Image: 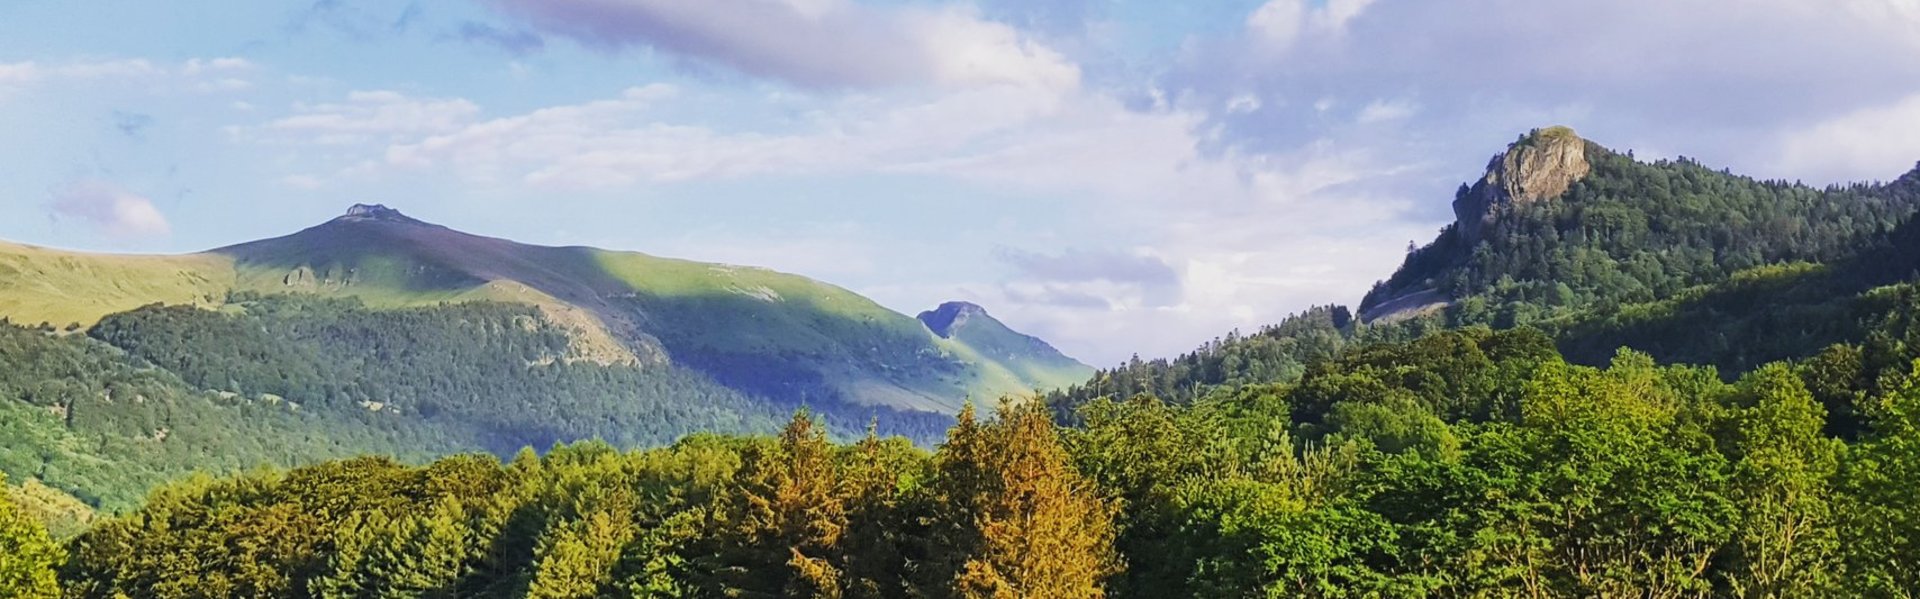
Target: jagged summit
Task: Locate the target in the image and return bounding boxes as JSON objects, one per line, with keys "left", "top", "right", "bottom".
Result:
{"left": 335, "top": 203, "right": 429, "bottom": 226}
{"left": 918, "top": 301, "right": 988, "bottom": 339}
{"left": 1452, "top": 126, "right": 1592, "bottom": 242}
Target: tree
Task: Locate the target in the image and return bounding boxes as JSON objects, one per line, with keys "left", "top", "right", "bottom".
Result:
{"left": 698, "top": 410, "right": 850, "bottom": 598}
{"left": 1721, "top": 365, "right": 1842, "bottom": 596}
{"left": 933, "top": 400, "right": 1119, "bottom": 599}
{"left": 0, "top": 475, "right": 61, "bottom": 599}
{"left": 1838, "top": 363, "right": 1920, "bottom": 596}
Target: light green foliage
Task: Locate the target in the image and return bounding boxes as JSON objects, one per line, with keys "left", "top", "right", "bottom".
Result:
{"left": 1837, "top": 362, "right": 1920, "bottom": 596}
{"left": 0, "top": 474, "right": 61, "bottom": 599}
{"left": 1721, "top": 364, "right": 1843, "bottom": 596}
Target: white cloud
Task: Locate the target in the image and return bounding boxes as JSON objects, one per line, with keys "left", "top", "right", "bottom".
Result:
{"left": 368, "top": 83, "right": 1064, "bottom": 188}
{"left": 47, "top": 181, "right": 172, "bottom": 239}
{"left": 1246, "top": 0, "right": 1377, "bottom": 54}
{"left": 1775, "top": 93, "right": 1920, "bottom": 183}
{"left": 486, "top": 0, "right": 1079, "bottom": 92}
{"left": 182, "top": 57, "right": 253, "bottom": 76}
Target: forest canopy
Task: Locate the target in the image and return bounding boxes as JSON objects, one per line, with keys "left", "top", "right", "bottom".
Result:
{"left": 29, "top": 328, "right": 1920, "bottom": 598}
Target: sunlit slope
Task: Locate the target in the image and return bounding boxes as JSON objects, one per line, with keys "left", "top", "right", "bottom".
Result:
{"left": 0, "top": 205, "right": 1090, "bottom": 412}
{"left": 0, "top": 241, "right": 234, "bottom": 329}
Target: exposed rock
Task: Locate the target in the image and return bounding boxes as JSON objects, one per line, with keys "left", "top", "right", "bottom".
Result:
{"left": 283, "top": 265, "right": 317, "bottom": 287}
{"left": 1453, "top": 126, "right": 1591, "bottom": 242}
{"left": 337, "top": 203, "right": 428, "bottom": 226}
{"left": 918, "top": 301, "right": 988, "bottom": 339}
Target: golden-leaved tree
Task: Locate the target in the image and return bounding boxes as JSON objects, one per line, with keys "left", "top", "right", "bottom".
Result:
{"left": 932, "top": 401, "right": 1119, "bottom": 599}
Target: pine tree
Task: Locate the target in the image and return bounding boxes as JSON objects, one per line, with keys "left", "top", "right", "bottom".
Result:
{"left": 700, "top": 410, "right": 850, "bottom": 598}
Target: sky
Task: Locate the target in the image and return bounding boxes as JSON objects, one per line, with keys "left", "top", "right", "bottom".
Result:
{"left": 2, "top": 0, "right": 1919, "bottom": 367}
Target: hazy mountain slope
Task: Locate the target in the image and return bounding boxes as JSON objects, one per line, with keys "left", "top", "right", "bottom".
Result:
{"left": 919, "top": 301, "right": 1095, "bottom": 396}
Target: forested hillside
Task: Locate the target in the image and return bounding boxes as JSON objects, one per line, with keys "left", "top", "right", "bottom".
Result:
{"left": 0, "top": 322, "right": 437, "bottom": 512}
{"left": 1052, "top": 129, "right": 1920, "bottom": 412}
{"left": 0, "top": 292, "right": 968, "bottom": 519}
{"left": 27, "top": 328, "right": 1920, "bottom": 597}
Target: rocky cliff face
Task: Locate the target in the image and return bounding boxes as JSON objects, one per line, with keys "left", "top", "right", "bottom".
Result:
{"left": 1452, "top": 126, "right": 1591, "bottom": 242}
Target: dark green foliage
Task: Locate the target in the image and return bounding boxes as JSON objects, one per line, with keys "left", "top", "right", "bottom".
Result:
{"left": 0, "top": 323, "right": 436, "bottom": 511}
{"left": 1046, "top": 305, "right": 1349, "bottom": 411}
{"left": 88, "top": 295, "right": 786, "bottom": 455}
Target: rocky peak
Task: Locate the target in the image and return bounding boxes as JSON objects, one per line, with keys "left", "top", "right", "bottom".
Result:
{"left": 917, "top": 301, "right": 989, "bottom": 339}
{"left": 335, "top": 204, "right": 427, "bottom": 226}
{"left": 1452, "top": 126, "right": 1591, "bottom": 241}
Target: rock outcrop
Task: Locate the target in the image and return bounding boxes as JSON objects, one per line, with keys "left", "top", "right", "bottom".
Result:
{"left": 338, "top": 203, "right": 427, "bottom": 226}
{"left": 917, "top": 301, "right": 987, "bottom": 339}
{"left": 1452, "top": 126, "right": 1591, "bottom": 242}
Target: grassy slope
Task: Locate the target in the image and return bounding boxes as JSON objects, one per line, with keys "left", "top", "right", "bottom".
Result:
{"left": 0, "top": 215, "right": 1087, "bottom": 413}
{"left": 0, "top": 241, "right": 234, "bottom": 328}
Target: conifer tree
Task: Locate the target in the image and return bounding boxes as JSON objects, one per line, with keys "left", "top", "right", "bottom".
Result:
{"left": 700, "top": 410, "right": 850, "bottom": 598}
{"left": 934, "top": 400, "right": 1118, "bottom": 599}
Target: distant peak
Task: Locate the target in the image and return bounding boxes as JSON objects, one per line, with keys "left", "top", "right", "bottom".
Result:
{"left": 1452, "top": 126, "right": 1592, "bottom": 241}
{"left": 918, "top": 301, "right": 991, "bottom": 338}
{"left": 335, "top": 204, "right": 427, "bottom": 226}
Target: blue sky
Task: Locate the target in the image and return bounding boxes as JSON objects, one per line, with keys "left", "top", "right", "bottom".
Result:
{"left": 3, "top": 0, "right": 1919, "bottom": 366}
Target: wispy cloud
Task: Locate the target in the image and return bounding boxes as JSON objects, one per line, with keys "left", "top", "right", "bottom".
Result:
{"left": 484, "top": 0, "right": 1080, "bottom": 92}
{"left": 0, "top": 57, "right": 253, "bottom": 94}
{"left": 47, "top": 181, "right": 172, "bottom": 239}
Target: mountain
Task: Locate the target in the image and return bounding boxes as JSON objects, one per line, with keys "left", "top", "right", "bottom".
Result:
{"left": 1050, "top": 127, "right": 1920, "bottom": 412}
{"left": 1, "top": 204, "right": 1088, "bottom": 413}
{"left": 0, "top": 205, "right": 1091, "bottom": 508}
{"left": 917, "top": 301, "right": 1092, "bottom": 394}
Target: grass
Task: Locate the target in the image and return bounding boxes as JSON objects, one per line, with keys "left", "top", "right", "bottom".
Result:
{"left": 0, "top": 242, "right": 235, "bottom": 329}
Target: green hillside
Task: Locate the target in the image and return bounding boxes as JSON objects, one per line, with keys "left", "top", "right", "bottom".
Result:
{"left": 1051, "top": 128, "right": 1920, "bottom": 413}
